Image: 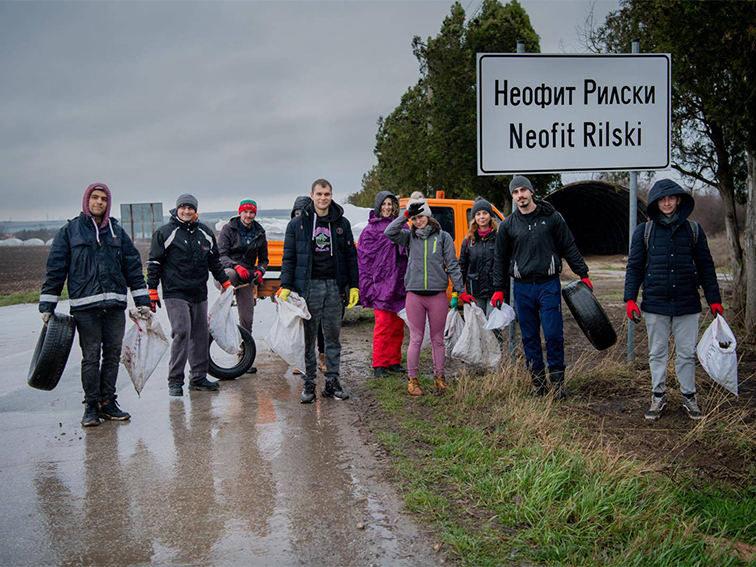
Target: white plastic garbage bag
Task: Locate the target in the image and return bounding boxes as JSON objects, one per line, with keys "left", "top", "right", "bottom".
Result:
{"left": 120, "top": 310, "right": 170, "bottom": 396}
{"left": 398, "top": 308, "right": 431, "bottom": 349}
{"left": 444, "top": 309, "right": 464, "bottom": 355}
{"left": 484, "top": 303, "right": 516, "bottom": 330}
{"left": 208, "top": 289, "right": 242, "bottom": 354}
{"left": 264, "top": 292, "right": 311, "bottom": 371}
{"left": 452, "top": 304, "right": 501, "bottom": 369}
{"left": 696, "top": 314, "right": 738, "bottom": 396}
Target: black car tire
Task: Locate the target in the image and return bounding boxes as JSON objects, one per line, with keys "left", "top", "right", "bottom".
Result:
{"left": 208, "top": 325, "right": 256, "bottom": 380}
{"left": 28, "top": 313, "right": 76, "bottom": 391}
{"left": 562, "top": 281, "right": 617, "bottom": 351}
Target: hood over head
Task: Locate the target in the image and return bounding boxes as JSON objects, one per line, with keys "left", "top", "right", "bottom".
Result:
{"left": 291, "top": 196, "right": 312, "bottom": 218}
{"left": 646, "top": 179, "right": 694, "bottom": 223}
{"left": 82, "top": 183, "right": 112, "bottom": 228}
{"left": 373, "top": 190, "right": 399, "bottom": 217}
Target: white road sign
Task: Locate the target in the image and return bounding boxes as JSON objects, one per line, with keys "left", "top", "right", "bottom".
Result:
{"left": 477, "top": 54, "right": 671, "bottom": 175}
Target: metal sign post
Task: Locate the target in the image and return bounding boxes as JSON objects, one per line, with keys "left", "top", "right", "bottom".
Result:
{"left": 627, "top": 38, "right": 641, "bottom": 363}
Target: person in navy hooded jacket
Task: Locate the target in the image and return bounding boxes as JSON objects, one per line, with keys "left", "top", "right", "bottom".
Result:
{"left": 40, "top": 183, "right": 151, "bottom": 427}
{"left": 624, "top": 179, "right": 722, "bottom": 421}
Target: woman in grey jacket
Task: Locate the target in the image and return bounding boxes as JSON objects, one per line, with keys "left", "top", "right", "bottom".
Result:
{"left": 384, "top": 192, "right": 472, "bottom": 396}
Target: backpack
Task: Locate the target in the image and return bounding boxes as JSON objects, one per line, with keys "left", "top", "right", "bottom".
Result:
{"left": 643, "top": 219, "right": 698, "bottom": 266}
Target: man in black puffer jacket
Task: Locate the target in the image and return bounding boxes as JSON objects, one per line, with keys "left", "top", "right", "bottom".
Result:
{"left": 492, "top": 175, "right": 592, "bottom": 398}
{"left": 624, "top": 179, "right": 722, "bottom": 421}
{"left": 40, "top": 183, "right": 151, "bottom": 427}
{"left": 279, "top": 179, "right": 359, "bottom": 404}
{"left": 147, "top": 194, "right": 231, "bottom": 397}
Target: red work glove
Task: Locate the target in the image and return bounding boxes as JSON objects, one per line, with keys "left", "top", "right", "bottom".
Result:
{"left": 148, "top": 289, "right": 161, "bottom": 312}
{"left": 626, "top": 300, "right": 641, "bottom": 323}
{"left": 459, "top": 292, "right": 475, "bottom": 305}
{"left": 253, "top": 270, "right": 263, "bottom": 285}
{"left": 491, "top": 291, "right": 505, "bottom": 309}
{"left": 710, "top": 303, "right": 723, "bottom": 316}
{"left": 581, "top": 276, "right": 593, "bottom": 290}
{"left": 234, "top": 265, "right": 250, "bottom": 282}
{"left": 221, "top": 280, "right": 232, "bottom": 291}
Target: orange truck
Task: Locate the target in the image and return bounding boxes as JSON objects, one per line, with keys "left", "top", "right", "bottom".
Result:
{"left": 257, "top": 191, "right": 506, "bottom": 299}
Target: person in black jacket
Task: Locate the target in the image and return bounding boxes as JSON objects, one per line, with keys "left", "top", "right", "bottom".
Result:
{"left": 624, "top": 179, "right": 722, "bottom": 421}
{"left": 492, "top": 176, "right": 592, "bottom": 398}
{"left": 218, "top": 199, "right": 269, "bottom": 374}
{"left": 279, "top": 179, "right": 359, "bottom": 404}
{"left": 460, "top": 197, "right": 506, "bottom": 314}
{"left": 40, "top": 183, "right": 151, "bottom": 427}
{"left": 147, "top": 194, "right": 231, "bottom": 397}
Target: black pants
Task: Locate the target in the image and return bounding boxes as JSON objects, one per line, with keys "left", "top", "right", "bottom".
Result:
{"left": 74, "top": 307, "right": 126, "bottom": 406}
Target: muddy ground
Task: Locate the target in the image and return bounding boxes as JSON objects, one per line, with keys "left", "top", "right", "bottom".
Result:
{"left": 3, "top": 243, "right": 754, "bottom": 483}
{"left": 338, "top": 259, "right": 756, "bottom": 488}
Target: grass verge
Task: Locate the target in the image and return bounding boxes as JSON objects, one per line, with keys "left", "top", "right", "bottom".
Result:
{"left": 0, "top": 287, "right": 68, "bottom": 308}
{"left": 366, "top": 360, "right": 756, "bottom": 566}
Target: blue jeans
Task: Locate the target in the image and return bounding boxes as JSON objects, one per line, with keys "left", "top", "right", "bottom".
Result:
{"left": 513, "top": 278, "right": 564, "bottom": 373}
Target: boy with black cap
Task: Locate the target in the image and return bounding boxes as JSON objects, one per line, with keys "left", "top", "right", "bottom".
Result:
{"left": 492, "top": 175, "right": 592, "bottom": 398}
{"left": 40, "top": 183, "right": 151, "bottom": 427}
{"left": 148, "top": 193, "right": 231, "bottom": 396}
{"left": 624, "top": 179, "right": 722, "bottom": 420}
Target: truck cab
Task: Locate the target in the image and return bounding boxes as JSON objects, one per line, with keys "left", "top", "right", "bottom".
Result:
{"left": 258, "top": 191, "right": 505, "bottom": 298}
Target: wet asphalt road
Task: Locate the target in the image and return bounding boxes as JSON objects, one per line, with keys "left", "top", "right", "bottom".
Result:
{"left": 0, "top": 296, "right": 438, "bottom": 566}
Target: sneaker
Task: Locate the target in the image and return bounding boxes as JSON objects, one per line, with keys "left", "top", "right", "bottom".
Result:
{"left": 373, "top": 367, "right": 389, "bottom": 377}
{"left": 682, "top": 395, "right": 703, "bottom": 420}
{"left": 99, "top": 399, "right": 131, "bottom": 421}
{"left": 188, "top": 378, "right": 220, "bottom": 392}
{"left": 246, "top": 366, "right": 257, "bottom": 374}
{"left": 322, "top": 378, "right": 350, "bottom": 400}
{"left": 388, "top": 364, "right": 405, "bottom": 373}
{"left": 81, "top": 403, "right": 101, "bottom": 427}
{"left": 169, "top": 384, "right": 183, "bottom": 397}
{"left": 300, "top": 381, "right": 316, "bottom": 404}
{"left": 644, "top": 395, "right": 667, "bottom": 420}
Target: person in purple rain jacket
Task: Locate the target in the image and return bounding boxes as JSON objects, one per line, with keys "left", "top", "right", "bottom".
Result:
{"left": 358, "top": 191, "right": 408, "bottom": 378}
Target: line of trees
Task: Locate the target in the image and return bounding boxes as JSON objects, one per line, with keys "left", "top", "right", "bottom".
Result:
{"left": 347, "top": 0, "right": 560, "bottom": 212}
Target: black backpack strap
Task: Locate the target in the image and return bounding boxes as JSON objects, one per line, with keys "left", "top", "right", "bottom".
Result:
{"left": 688, "top": 220, "right": 699, "bottom": 245}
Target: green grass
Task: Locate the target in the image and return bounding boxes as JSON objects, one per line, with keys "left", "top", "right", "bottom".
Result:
{"left": 597, "top": 292, "right": 624, "bottom": 301}
{"left": 0, "top": 287, "right": 68, "bottom": 307}
{"left": 365, "top": 368, "right": 755, "bottom": 566}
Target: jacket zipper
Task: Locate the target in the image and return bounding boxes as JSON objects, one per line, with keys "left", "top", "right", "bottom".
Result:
{"left": 424, "top": 239, "right": 428, "bottom": 289}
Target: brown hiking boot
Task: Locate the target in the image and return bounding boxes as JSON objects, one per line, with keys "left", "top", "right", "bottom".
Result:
{"left": 319, "top": 352, "right": 327, "bottom": 373}
{"left": 408, "top": 377, "right": 423, "bottom": 397}
{"left": 433, "top": 376, "right": 447, "bottom": 394}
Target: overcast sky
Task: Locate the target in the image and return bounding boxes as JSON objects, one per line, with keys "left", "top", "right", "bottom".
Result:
{"left": 0, "top": 0, "right": 619, "bottom": 221}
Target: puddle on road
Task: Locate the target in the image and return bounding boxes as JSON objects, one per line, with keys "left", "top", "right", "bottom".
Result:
{"left": 1, "top": 350, "right": 438, "bottom": 566}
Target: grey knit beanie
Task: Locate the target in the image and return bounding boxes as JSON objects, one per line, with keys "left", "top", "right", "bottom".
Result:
{"left": 176, "top": 193, "right": 198, "bottom": 210}
{"left": 471, "top": 197, "right": 494, "bottom": 217}
{"left": 406, "top": 191, "right": 432, "bottom": 217}
{"left": 509, "top": 175, "right": 533, "bottom": 195}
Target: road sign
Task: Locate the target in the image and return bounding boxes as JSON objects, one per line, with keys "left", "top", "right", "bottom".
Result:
{"left": 477, "top": 54, "right": 671, "bottom": 175}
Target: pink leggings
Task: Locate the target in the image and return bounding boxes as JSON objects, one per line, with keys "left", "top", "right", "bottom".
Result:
{"left": 405, "top": 291, "right": 448, "bottom": 378}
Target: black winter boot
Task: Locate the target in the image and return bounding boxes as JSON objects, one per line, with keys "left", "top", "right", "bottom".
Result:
{"left": 550, "top": 369, "right": 567, "bottom": 400}
{"left": 300, "top": 380, "right": 316, "bottom": 404}
{"left": 531, "top": 368, "right": 549, "bottom": 396}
